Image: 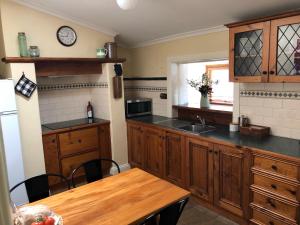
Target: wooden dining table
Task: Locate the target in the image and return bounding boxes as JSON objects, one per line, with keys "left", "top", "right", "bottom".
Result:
{"left": 29, "top": 168, "right": 190, "bottom": 225}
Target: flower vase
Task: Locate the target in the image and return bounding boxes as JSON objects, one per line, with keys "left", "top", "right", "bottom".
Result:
{"left": 200, "top": 95, "right": 210, "bottom": 108}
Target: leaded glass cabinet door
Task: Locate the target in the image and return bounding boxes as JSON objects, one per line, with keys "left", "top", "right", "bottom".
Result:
{"left": 269, "top": 15, "right": 300, "bottom": 82}
{"left": 229, "top": 22, "right": 270, "bottom": 82}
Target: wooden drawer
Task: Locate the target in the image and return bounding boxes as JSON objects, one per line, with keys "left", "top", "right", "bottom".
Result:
{"left": 61, "top": 151, "right": 100, "bottom": 178}
{"left": 254, "top": 156, "right": 298, "bottom": 181}
{"left": 253, "top": 174, "right": 298, "bottom": 201}
{"left": 59, "top": 127, "right": 99, "bottom": 157}
{"left": 252, "top": 191, "right": 298, "bottom": 223}
{"left": 251, "top": 209, "right": 292, "bottom": 225}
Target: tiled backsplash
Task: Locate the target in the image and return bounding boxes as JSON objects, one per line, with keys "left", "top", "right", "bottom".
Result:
{"left": 238, "top": 83, "right": 300, "bottom": 139}
{"left": 124, "top": 80, "right": 168, "bottom": 117}
{"left": 37, "top": 75, "right": 110, "bottom": 124}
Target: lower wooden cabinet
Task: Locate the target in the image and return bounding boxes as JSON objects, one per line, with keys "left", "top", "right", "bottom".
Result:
{"left": 186, "top": 138, "right": 214, "bottom": 202}
{"left": 42, "top": 123, "right": 111, "bottom": 186}
{"left": 213, "top": 144, "right": 250, "bottom": 218}
{"left": 127, "top": 123, "right": 144, "bottom": 168}
{"left": 144, "top": 126, "right": 164, "bottom": 177}
{"left": 164, "top": 132, "right": 186, "bottom": 187}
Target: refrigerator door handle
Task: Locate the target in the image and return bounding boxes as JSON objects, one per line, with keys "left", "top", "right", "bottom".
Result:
{"left": 0, "top": 111, "right": 18, "bottom": 116}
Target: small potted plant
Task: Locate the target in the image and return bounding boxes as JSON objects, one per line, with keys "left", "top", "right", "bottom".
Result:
{"left": 187, "top": 73, "right": 218, "bottom": 108}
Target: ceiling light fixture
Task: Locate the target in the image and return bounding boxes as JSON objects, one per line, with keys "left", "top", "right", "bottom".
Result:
{"left": 116, "top": 0, "right": 138, "bottom": 10}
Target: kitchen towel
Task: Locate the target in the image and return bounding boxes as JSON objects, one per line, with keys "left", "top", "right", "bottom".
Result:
{"left": 15, "top": 73, "right": 37, "bottom": 98}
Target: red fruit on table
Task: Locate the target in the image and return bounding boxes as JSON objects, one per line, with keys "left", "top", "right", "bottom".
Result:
{"left": 44, "top": 216, "right": 55, "bottom": 225}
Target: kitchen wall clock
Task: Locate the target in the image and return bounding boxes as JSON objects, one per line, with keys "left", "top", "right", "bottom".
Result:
{"left": 57, "top": 26, "right": 77, "bottom": 47}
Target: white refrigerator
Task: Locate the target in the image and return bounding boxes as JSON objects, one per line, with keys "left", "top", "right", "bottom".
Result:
{"left": 0, "top": 79, "right": 28, "bottom": 205}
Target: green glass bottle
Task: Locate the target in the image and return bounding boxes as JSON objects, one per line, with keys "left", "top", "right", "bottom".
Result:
{"left": 18, "top": 32, "right": 28, "bottom": 57}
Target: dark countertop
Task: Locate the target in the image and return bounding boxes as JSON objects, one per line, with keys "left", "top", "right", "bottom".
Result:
{"left": 128, "top": 115, "right": 300, "bottom": 159}
{"left": 42, "top": 118, "right": 110, "bottom": 135}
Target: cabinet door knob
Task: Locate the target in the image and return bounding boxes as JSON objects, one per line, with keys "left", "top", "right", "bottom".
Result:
{"left": 271, "top": 165, "right": 277, "bottom": 171}
{"left": 269, "top": 71, "right": 275, "bottom": 75}
{"left": 269, "top": 221, "right": 274, "bottom": 225}
{"left": 52, "top": 139, "right": 56, "bottom": 143}
{"left": 78, "top": 139, "right": 82, "bottom": 143}
{"left": 271, "top": 184, "right": 277, "bottom": 190}
{"left": 262, "top": 71, "right": 268, "bottom": 75}
{"left": 209, "top": 150, "right": 213, "bottom": 153}
{"left": 214, "top": 151, "right": 218, "bottom": 155}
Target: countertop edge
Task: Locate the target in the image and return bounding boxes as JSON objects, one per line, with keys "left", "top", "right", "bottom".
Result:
{"left": 42, "top": 120, "right": 110, "bottom": 135}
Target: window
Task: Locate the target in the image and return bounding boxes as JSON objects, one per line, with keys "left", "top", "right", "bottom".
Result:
{"left": 206, "top": 64, "right": 233, "bottom": 105}
{"left": 176, "top": 60, "right": 233, "bottom": 106}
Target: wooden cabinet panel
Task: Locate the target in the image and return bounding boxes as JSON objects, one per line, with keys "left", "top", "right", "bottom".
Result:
{"left": 61, "top": 150, "right": 100, "bottom": 178}
{"left": 144, "top": 127, "right": 164, "bottom": 177}
{"left": 253, "top": 155, "right": 299, "bottom": 181}
{"left": 164, "top": 132, "right": 185, "bottom": 187}
{"left": 251, "top": 191, "right": 299, "bottom": 223}
{"left": 186, "top": 138, "right": 214, "bottom": 202}
{"left": 59, "top": 127, "right": 98, "bottom": 157}
{"left": 253, "top": 174, "right": 298, "bottom": 202}
{"left": 42, "top": 134, "right": 60, "bottom": 186}
{"left": 213, "top": 144, "right": 250, "bottom": 217}
{"left": 127, "top": 123, "right": 144, "bottom": 168}
{"left": 99, "top": 124, "right": 112, "bottom": 175}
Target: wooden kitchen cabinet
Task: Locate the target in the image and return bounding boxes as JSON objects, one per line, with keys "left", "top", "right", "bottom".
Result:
{"left": 186, "top": 137, "right": 214, "bottom": 203}
{"left": 213, "top": 144, "right": 250, "bottom": 218}
{"left": 127, "top": 123, "right": 144, "bottom": 168}
{"left": 164, "top": 131, "right": 186, "bottom": 187}
{"left": 42, "top": 134, "right": 61, "bottom": 185}
{"left": 227, "top": 11, "right": 300, "bottom": 83}
{"left": 144, "top": 126, "right": 164, "bottom": 178}
{"left": 42, "top": 123, "right": 111, "bottom": 186}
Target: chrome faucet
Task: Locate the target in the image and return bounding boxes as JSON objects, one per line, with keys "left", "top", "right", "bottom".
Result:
{"left": 196, "top": 115, "right": 205, "bottom": 126}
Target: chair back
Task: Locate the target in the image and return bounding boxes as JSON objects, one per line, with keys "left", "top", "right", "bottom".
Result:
{"left": 10, "top": 173, "right": 70, "bottom": 203}
{"left": 139, "top": 197, "right": 189, "bottom": 225}
{"left": 71, "top": 158, "right": 120, "bottom": 188}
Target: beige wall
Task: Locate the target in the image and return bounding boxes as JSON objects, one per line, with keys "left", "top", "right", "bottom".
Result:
{"left": 129, "top": 31, "right": 229, "bottom": 77}
{"left": 0, "top": 0, "right": 124, "bottom": 177}
{"left": 118, "top": 46, "right": 132, "bottom": 76}
{"left": 0, "top": 0, "right": 113, "bottom": 57}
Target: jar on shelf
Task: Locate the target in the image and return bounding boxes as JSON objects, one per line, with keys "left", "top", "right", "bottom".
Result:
{"left": 28, "top": 46, "right": 40, "bottom": 57}
{"left": 18, "top": 32, "right": 28, "bottom": 57}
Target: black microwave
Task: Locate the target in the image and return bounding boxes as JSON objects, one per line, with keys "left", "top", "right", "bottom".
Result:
{"left": 125, "top": 98, "right": 152, "bottom": 118}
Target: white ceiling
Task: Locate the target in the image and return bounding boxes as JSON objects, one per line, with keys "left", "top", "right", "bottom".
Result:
{"left": 14, "top": 0, "right": 300, "bottom": 47}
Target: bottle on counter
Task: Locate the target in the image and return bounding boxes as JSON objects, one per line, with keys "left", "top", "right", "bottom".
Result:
{"left": 87, "top": 102, "right": 94, "bottom": 122}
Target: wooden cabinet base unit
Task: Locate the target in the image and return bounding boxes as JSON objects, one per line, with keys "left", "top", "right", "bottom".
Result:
{"left": 126, "top": 120, "right": 300, "bottom": 225}
{"left": 42, "top": 122, "right": 111, "bottom": 186}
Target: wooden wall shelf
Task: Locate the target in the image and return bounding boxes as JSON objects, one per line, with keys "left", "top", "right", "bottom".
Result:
{"left": 1, "top": 57, "right": 126, "bottom": 77}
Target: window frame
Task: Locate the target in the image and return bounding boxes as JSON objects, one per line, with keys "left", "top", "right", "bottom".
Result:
{"left": 206, "top": 64, "right": 233, "bottom": 106}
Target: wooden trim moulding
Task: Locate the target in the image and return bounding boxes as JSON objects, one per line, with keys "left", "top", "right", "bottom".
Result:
{"left": 225, "top": 9, "right": 300, "bottom": 28}
{"left": 2, "top": 57, "right": 126, "bottom": 63}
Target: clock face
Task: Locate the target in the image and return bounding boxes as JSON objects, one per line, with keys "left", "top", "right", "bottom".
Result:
{"left": 57, "top": 26, "right": 77, "bottom": 47}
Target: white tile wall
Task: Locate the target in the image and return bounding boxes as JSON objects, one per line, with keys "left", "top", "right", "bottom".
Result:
{"left": 124, "top": 80, "right": 168, "bottom": 117}
{"left": 237, "top": 83, "right": 300, "bottom": 139}
{"left": 37, "top": 75, "right": 110, "bottom": 124}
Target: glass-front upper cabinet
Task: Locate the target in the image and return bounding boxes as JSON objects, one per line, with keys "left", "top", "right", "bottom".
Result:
{"left": 269, "top": 15, "right": 300, "bottom": 82}
{"left": 228, "top": 12, "right": 300, "bottom": 83}
{"left": 229, "top": 22, "right": 270, "bottom": 82}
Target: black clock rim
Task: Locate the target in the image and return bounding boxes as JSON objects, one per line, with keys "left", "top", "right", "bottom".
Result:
{"left": 57, "top": 25, "right": 77, "bottom": 47}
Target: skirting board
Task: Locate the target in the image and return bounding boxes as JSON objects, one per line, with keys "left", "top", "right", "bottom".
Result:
{"left": 110, "top": 163, "right": 131, "bottom": 175}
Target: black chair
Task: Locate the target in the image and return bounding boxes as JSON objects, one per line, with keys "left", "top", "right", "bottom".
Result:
{"left": 9, "top": 173, "right": 70, "bottom": 203}
{"left": 71, "top": 158, "right": 121, "bottom": 188}
{"left": 139, "top": 197, "right": 189, "bottom": 225}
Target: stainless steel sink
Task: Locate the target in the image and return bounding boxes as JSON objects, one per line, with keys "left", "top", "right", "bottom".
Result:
{"left": 179, "top": 124, "right": 216, "bottom": 133}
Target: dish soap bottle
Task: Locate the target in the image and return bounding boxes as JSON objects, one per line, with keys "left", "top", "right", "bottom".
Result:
{"left": 87, "top": 102, "right": 94, "bottom": 122}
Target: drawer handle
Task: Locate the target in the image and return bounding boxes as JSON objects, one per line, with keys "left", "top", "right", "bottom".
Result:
{"left": 269, "top": 221, "right": 274, "bottom": 225}
{"left": 271, "top": 165, "right": 278, "bottom": 171}
{"left": 52, "top": 139, "right": 56, "bottom": 143}
{"left": 209, "top": 150, "right": 213, "bottom": 153}
{"left": 214, "top": 151, "right": 218, "bottom": 155}
{"left": 288, "top": 189, "right": 296, "bottom": 196}
{"left": 271, "top": 184, "right": 277, "bottom": 190}
{"left": 78, "top": 139, "right": 82, "bottom": 143}
{"left": 267, "top": 198, "right": 276, "bottom": 208}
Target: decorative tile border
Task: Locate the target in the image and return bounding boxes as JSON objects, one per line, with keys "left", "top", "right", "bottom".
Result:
{"left": 125, "top": 86, "right": 167, "bottom": 92}
{"left": 38, "top": 82, "right": 108, "bottom": 91}
{"left": 240, "top": 90, "right": 300, "bottom": 100}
